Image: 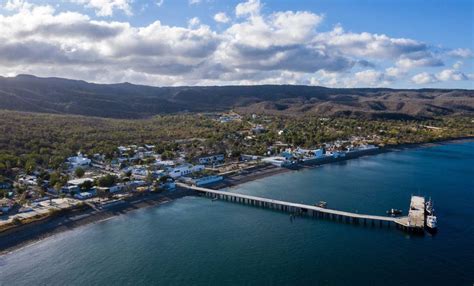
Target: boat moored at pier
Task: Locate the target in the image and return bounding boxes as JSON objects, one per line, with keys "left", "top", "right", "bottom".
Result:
{"left": 386, "top": 208, "right": 403, "bottom": 216}
{"left": 425, "top": 198, "right": 435, "bottom": 215}
{"left": 426, "top": 215, "right": 438, "bottom": 233}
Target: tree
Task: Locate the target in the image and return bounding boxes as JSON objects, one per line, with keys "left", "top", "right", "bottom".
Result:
{"left": 146, "top": 171, "right": 155, "bottom": 184}
{"left": 161, "top": 150, "right": 175, "bottom": 160}
{"left": 97, "top": 188, "right": 109, "bottom": 202}
{"left": 97, "top": 174, "right": 117, "bottom": 187}
{"left": 74, "top": 167, "right": 85, "bottom": 178}
{"left": 80, "top": 180, "right": 93, "bottom": 191}
{"left": 49, "top": 172, "right": 67, "bottom": 188}
{"left": 25, "top": 159, "right": 36, "bottom": 174}
{"left": 159, "top": 175, "right": 172, "bottom": 183}
{"left": 54, "top": 182, "right": 63, "bottom": 196}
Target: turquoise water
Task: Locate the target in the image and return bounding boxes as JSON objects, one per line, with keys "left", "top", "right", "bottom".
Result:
{"left": 1, "top": 141, "right": 473, "bottom": 285}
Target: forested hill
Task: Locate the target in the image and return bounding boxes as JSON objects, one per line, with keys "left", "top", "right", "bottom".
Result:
{"left": 0, "top": 74, "right": 473, "bottom": 119}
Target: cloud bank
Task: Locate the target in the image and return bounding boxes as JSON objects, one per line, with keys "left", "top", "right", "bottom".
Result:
{"left": 0, "top": 0, "right": 472, "bottom": 87}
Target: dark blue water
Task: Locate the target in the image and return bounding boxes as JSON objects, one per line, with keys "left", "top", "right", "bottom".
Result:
{"left": 1, "top": 141, "right": 473, "bottom": 285}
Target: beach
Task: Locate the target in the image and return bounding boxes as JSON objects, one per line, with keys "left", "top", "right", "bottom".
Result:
{"left": 0, "top": 188, "right": 196, "bottom": 254}
{"left": 1, "top": 137, "right": 472, "bottom": 255}
{"left": 2, "top": 140, "right": 473, "bottom": 285}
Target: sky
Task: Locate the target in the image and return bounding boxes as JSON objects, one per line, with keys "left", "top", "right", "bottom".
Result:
{"left": 0, "top": 0, "right": 472, "bottom": 88}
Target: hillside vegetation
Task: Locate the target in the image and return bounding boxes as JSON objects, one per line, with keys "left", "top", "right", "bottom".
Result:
{"left": 0, "top": 110, "right": 472, "bottom": 179}
{"left": 0, "top": 75, "right": 473, "bottom": 119}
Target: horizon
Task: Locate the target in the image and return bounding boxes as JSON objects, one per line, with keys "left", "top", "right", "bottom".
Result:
{"left": 0, "top": 0, "right": 473, "bottom": 89}
{"left": 2, "top": 73, "right": 473, "bottom": 90}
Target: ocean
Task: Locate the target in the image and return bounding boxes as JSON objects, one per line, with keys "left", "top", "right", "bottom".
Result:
{"left": 1, "top": 141, "right": 473, "bottom": 285}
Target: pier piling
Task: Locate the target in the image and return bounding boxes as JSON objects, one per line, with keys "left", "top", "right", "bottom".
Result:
{"left": 179, "top": 183, "right": 415, "bottom": 232}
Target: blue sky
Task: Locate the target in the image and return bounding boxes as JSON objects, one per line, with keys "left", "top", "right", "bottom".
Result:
{"left": 0, "top": 0, "right": 472, "bottom": 88}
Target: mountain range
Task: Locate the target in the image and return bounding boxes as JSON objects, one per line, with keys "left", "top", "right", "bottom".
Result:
{"left": 0, "top": 74, "right": 473, "bottom": 119}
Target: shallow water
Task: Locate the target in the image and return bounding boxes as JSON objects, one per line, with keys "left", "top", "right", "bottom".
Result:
{"left": 1, "top": 141, "right": 473, "bottom": 285}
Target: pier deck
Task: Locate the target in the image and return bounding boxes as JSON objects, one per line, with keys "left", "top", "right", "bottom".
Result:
{"left": 178, "top": 183, "right": 415, "bottom": 228}
{"left": 396, "top": 196, "right": 425, "bottom": 229}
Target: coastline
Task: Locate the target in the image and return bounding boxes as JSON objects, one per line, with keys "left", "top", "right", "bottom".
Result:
{"left": 1, "top": 136, "right": 472, "bottom": 255}
{"left": 0, "top": 188, "right": 197, "bottom": 255}
{"left": 218, "top": 136, "right": 474, "bottom": 190}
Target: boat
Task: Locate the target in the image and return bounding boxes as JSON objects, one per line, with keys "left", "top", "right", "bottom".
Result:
{"left": 316, "top": 201, "right": 327, "bottom": 208}
{"left": 425, "top": 198, "right": 435, "bottom": 215}
{"left": 426, "top": 215, "right": 438, "bottom": 233}
{"left": 386, "top": 208, "right": 403, "bottom": 216}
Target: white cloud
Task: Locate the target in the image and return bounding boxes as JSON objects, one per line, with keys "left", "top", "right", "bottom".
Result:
{"left": 385, "top": 67, "right": 406, "bottom": 78}
{"left": 436, "top": 69, "right": 468, "bottom": 81}
{"left": 0, "top": 0, "right": 471, "bottom": 87}
{"left": 71, "top": 0, "right": 133, "bottom": 16}
{"left": 188, "top": 17, "right": 200, "bottom": 28}
{"left": 396, "top": 57, "right": 443, "bottom": 69}
{"left": 411, "top": 69, "right": 469, "bottom": 85}
{"left": 354, "top": 70, "right": 385, "bottom": 86}
{"left": 226, "top": 11, "right": 322, "bottom": 48}
{"left": 156, "top": 0, "right": 164, "bottom": 7}
{"left": 3, "top": 0, "right": 32, "bottom": 11}
{"left": 447, "top": 48, "right": 473, "bottom": 58}
{"left": 219, "top": 10, "right": 347, "bottom": 74}
{"left": 214, "top": 12, "right": 230, "bottom": 23}
{"left": 315, "top": 26, "right": 429, "bottom": 60}
{"left": 189, "top": 0, "right": 201, "bottom": 5}
{"left": 349, "top": 69, "right": 396, "bottom": 87}
{"left": 453, "top": 61, "right": 463, "bottom": 70}
{"left": 235, "top": 0, "right": 261, "bottom": 17}
{"left": 411, "top": 72, "right": 438, "bottom": 84}
{"left": 0, "top": 4, "right": 219, "bottom": 81}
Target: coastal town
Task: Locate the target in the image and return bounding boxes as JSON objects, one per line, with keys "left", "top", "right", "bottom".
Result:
{"left": 1, "top": 109, "right": 472, "bottom": 237}
{"left": 1, "top": 0, "right": 472, "bottom": 284}
{"left": 0, "top": 112, "right": 384, "bottom": 232}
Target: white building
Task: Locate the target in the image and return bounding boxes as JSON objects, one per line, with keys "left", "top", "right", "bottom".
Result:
{"left": 252, "top": 124, "right": 266, "bottom": 134}
{"left": 168, "top": 164, "right": 205, "bottom": 178}
{"left": 144, "top": 144, "right": 155, "bottom": 150}
{"left": 67, "top": 177, "right": 94, "bottom": 186}
{"left": 198, "top": 154, "right": 224, "bottom": 165}
{"left": 117, "top": 146, "right": 129, "bottom": 153}
{"left": 325, "top": 150, "right": 346, "bottom": 158}
{"left": 262, "top": 156, "right": 291, "bottom": 167}
{"left": 67, "top": 153, "right": 91, "bottom": 169}
{"left": 18, "top": 175, "right": 38, "bottom": 186}
{"left": 62, "top": 185, "right": 80, "bottom": 193}
{"left": 131, "top": 166, "right": 148, "bottom": 179}
{"left": 154, "top": 159, "right": 175, "bottom": 167}
{"left": 184, "top": 175, "right": 223, "bottom": 186}
{"left": 294, "top": 147, "right": 324, "bottom": 158}
{"left": 74, "top": 192, "right": 95, "bottom": 200}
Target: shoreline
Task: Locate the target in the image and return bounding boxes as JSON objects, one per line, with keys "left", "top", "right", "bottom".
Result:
{"left": 0, "top": 188, "right": 197, "bottom": 255}
{"left": 1, "top": 136, "right": 472, "bottom": 255}
{"left": 217, "top": 136, "right": 474, "bottom": 190}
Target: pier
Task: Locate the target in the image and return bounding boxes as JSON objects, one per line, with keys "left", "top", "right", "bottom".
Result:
{"left": 177, "top": 183, "right": 425, "bottom": 232}
{"left": 396, "top": 195, "right": 426, "bottom": 232}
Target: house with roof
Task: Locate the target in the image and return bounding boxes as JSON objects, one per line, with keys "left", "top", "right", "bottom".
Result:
{"left": 168, "top": 164, "right": 204, "bottom": 178}
{"left": 0, "top": 198, "right": 15, "bottom": 214}
{"left": 197, "top": 154, "right": 225, "bottom": 165}
{"left": 67, "top": 153, "right": 91, "bottom": 169}
{"left": 0, "top": 181, "right": 12, "bottom": 190}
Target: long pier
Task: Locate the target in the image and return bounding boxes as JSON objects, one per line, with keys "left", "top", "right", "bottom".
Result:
{"left": 177, "top": 183, "right": 424, "bottom": 232}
